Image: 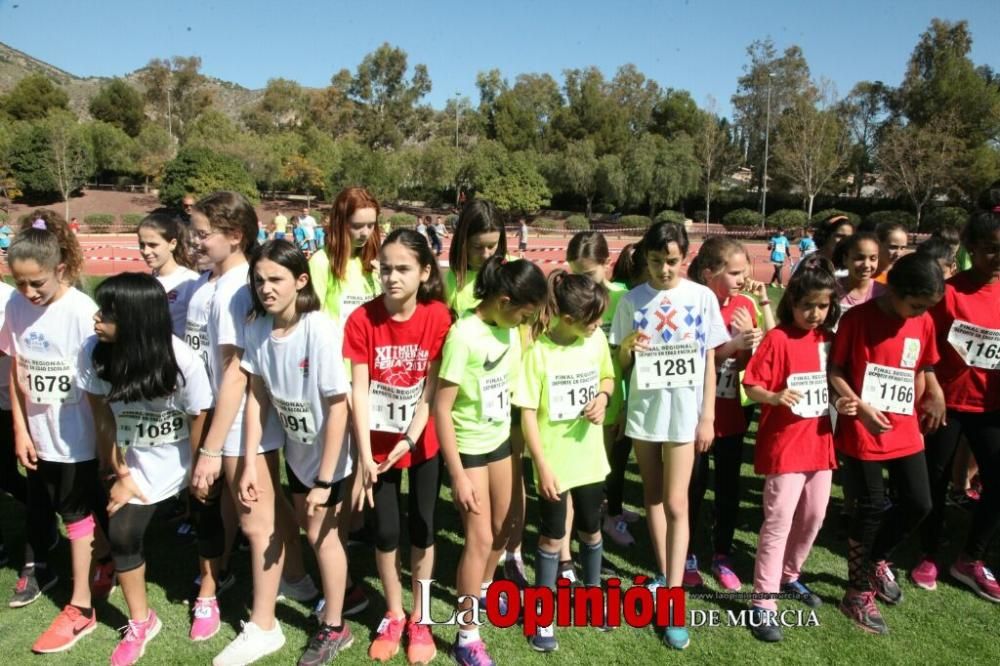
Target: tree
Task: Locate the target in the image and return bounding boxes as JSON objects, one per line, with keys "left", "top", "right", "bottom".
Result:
{"left": 6, "top": 121, "right": 58, "bottom": 196}
{"left": 651, "top": 89, "right": 701, "bottom": 139}
{"left": 624, "top": 133, "right": 700, "bottom": 217}
{"left": 89, "top": 79, "right": 146, "bottom": 137}
{"left": 560, "top": 139, "right": 600, "bottom": 218}
{"left": 43, "top": 111, "right": 93, "bottom": 219}
{"left": 878, "top": 117, "right": 962, "bottom": 226}
{"left": 459, "top": 141, "right": 550, "bottom": 213}
{"left": 348, "top": 43, "right": 432, "bottom": 149}
{"left": 841, "top": 81, "right": 891, "bottom": 196}
{"left": 552, "top": 68, "right": 628, "bottom": 156}
{"left": 0, "top": 74, "right": 69, "bottom": 121}
{"left": 306, "top": 69, "right": 357, "bottom": 136}
{"left": 159, "top": 147, "right": 258, "bottom": 206}
{"left": 694, "top": 98, "right": 741, "bottom": 224}
{"left": 131, "top": 124, "right": 175, "bottom": 191}
{"left": 242, "top": 78, "right": 310, "bottom": 134}
{"left": 772, "top": 86, "right": 851, "bottom": 217}
{"left": 330, "top": 139, "right": 405, "bottom": 203}
{"left": 595, "top": 154, "right": 627, "bottom": 210}
{"left": 84, "top": 121, "right": 136, "bottom": 182}
{"left": 491, "top": 74, "right": 562, "bottom": 152}
{"left": 610, "top": 64, "right": 661, "bottom": 136}
{"left": 137, "top": 56, "right": 214, "bottom": 141}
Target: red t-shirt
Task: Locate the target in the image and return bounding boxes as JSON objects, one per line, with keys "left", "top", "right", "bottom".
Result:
{"left": 830, "top": 299, "right": 939, "bottom": 461}
{"left": 743, "top": 324, "right": 836, "bottom": 474}
{"left": 929, "top": 271, "right": 1000, "bottom": 413}
{"left": 714, "top": 294, "right": 758, "bottom": 437}
{"left": 343, "top": 298, "right": 452, "bottom": 467}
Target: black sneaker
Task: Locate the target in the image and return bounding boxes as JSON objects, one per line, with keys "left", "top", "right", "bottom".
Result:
{"left": 870, "top": 561, "right": 903, "bottom": 605}
{"left": 839, "top": 590, "right": 888, "bottom": 634}
{"left": 298, "top": 623, "right": 353, "bottom": 666}
{"left": 782, "top": 579, "right": 822, "bottom": 608}
{"left": 528, "top": 625, "right": 558, "bottom": 652}
{"left": 748, "top": 607, "right": 783, "bottom": 642}
{"left": 9, "top": 566, "right": 58, "bottom": 608}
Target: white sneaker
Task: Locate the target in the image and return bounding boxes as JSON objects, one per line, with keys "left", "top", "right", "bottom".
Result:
{"left": 213, "top": 620, "right": 286, "bottom": 666}
{"left": 276, "top": 574, "right": 319, "bottom": 603}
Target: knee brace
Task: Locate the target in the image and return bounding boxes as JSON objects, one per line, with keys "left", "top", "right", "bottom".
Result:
{"left": 65, "top": 514, "right": 96, "bottom": 541}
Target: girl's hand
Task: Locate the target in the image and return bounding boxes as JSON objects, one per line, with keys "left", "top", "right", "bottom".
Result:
{"left": 15, "top": 437, "right": 38, "bottom": 471}
{"left": 770, "top": 389, "right": 803, "bottom": 408}
{"left": 734, "top": 327, "right": 763, "bottom": 350}
{"left": 107, "top": 476, "right": 147, "bottom": 516}
{"left": 835, "top": 396, "right": 859, "bottom": 415}
{"left": 305, "top": 486, "right": 331, "bottom": 517}
{"left": 919, "top": 389, "right": 947, "bottom": 434}
{"left": 745, "top": 278, "right": 768, "bottom": 302}
{"left": 537, "top": 465, "right": 561, "bottom": 502}
{"left": 858, "top": 403, "right": 892, "bottom": 435}
{"left": 731, "top": 307, "right": 754, "bottom": 333}
{"left": 582, "top": 393, "right": 607, "bottom": 425}
{"left": 451, "top": 471, "right": 480, "bottom": 515}
{"left": 238, "top": 465, "right": 259, "bottom": 507}
{"left": 191, "top": 454, "right": 222, "bottom": 493}
{"left": 357, "top": 457, "right": 380, "bottom": 510}
{"left": 695, "top": 417, "right": 714, "bottom": 453}
{"left": 620, "top": 331, "right": 651, "bottom": 355}
{"left": 376, "top": 440, "right": 410, "bottom": 474}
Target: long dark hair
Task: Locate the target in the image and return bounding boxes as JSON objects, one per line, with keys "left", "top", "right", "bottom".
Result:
{"left": 887, "top": 252, "right": 944, "bottom": 299}
{"left": 449, "top": 199, "right": 508, "bottom": 290}
{"left": 193, "top": 191, "right": 259, "bottom": 256}
{"left": 776, "top": 255, "right": 840, "bottom": 331}
{"left": 832, "top": 231, "right": 880, "bottom": 270}
{"left": 249, "top": 240, "right": 321, "bottom": 318}
{"left": 474, "top": 256, "right": 546, "bottom": 307}
{"left": 534, "top": 270, "right": 608, "bottom": 339}
{"left": 92, "top": 273, "right": 182, "bottom": 402}
{"left": 138, "top": 211, "right": 195, "bottom": 269}
{"left": 381, "top": 228, "right": 445, "bottom": 304}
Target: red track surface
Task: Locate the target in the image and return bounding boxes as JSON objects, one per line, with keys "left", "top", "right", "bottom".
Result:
{"left": 28, "top": 234, "right": 785, "bottom": 283}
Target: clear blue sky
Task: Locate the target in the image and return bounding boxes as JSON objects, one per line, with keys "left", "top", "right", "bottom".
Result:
{"left": 1, "top": 0, "right": 997, "bottom": 118}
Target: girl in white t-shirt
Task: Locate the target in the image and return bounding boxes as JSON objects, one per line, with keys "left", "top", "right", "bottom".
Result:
{"left": 188, "top": 192, "right": 309, "bottom": 665}
{"left": 80, "top": 273, "right": 212, "bottom": 665}
{"left": 138, "top": 212, "right": 199, "bottom": 337}
{"left": 240, "top": 240, "right": 353, "bottom": 663}
{"left": 0, "top": 210, "right": 113, "bottom": 653}
{"left": 609, "top": 222, "right": 729, "bottom": 652}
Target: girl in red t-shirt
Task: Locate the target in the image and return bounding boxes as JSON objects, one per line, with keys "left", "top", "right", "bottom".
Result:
{"left": 686, "top": 237, "right": 763, "bottom": 591}
{"left": 916, "top": 211, "right": 1000, "bottom": 602}
{"left": 343, "top": 229, "right": 452, "bottom": 664}
{"left": 829, "top": 252, "right": 946, "bottom": 634}
{"left": 743, "top": 255, "right": 839, "bottom": 642}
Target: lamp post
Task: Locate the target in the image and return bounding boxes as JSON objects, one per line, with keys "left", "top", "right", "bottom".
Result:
{"left": 454, "top": 92, "right": 461, "bottom": 149}
{"left": 760, "top": 73, "right": 774, "bottom": 227}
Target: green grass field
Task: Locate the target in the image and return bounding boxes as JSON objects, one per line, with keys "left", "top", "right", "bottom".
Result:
{"left": 0, "top": 286, "right": 997, "bottom": 665}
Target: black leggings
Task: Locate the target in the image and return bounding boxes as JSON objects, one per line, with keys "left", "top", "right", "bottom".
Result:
{"left": 538, "top": 481, "right": 604, "bottom": 540}
{"left": 689, "top": 433, "right": 744, "bottom": 555}
{"left": 843, "top": 451, "right": 932, "bottom": 590}
{"left": 922, "top": 410, "right": 1000, "bottom": 560}
{"left": 605, "top": 436, "right": 632, "bottom": 516}
{"left": 108, "top": 501, "right": 159, "bottom": 572}
{"left": 189, "top": 481, "right": 226, "bottom": 560}
{"left": 0, "top": 409, "right": 27, "bottom": 504}
{"left": 26, "top": 459, "right": 107, "bottom": 566}
{"left": 373, "top": 455, "right": 440, "bottom": 552}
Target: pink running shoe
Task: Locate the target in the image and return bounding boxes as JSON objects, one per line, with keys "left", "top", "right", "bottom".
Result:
{"left": 950, "top": 558, "right": 1000, "bottom": 603}
{"left": 910, "top": 558, "right": 938, "bottom": 591}
{"left": 111, "top": 609, "right": 162, "bottom": 666}
{"left": 711, "top": 554, "right": 742, "bottom": 591}
{"left": 189, "top": 597, "right": 220, "bottom": 641}
{"left": 92, "top": 559, "right": 117, "bottom": 599}
{"left": 683, "top": 554, "right": 704, "bottom": 588}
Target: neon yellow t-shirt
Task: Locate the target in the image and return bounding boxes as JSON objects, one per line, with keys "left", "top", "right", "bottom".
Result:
{"left": 438, "top": 311, "right": 521, "bottom": 455}
{"left": 444, "top": 269, "right": 480, "bottom": 316}
{"left": 602, "top": 281, "right": 628, "bottom": 424}
{"left": 309, "top": 250, "right": 381, "bottom": 325}
{"left": 513, "top": 329, "right": 614, "bottom": 490}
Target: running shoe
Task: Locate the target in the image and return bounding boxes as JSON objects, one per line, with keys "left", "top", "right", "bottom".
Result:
{"left": 213, "top": 620, "right": 286, "bottom": 666}
{"left": 663, "top": 625, "right": 690, "bottom": 650}
{"left": 503, "top": 553, "right": 529, "bottom": 589}
{"left": 782, "top": 579, "right": 822, "bottom": 608}
{"left": 111, "top": 609, "right": 162, "bottom": 666}
{"left": 870, "top": 560, "right": 902, "bottom": 605}
{"left": 277, "top": 574, "right": 320, "bottom": 603}
{"left": 748, "top": 606, "right": 783, "bottom": 642}
{"left": 299, "top": 624, "right": 353, "bottom": 666}
{"left": 950, "top": 558, "right": 1000, "bottom": 603}
{"left": 602, "top": 515, "right": 635, "bottom": 547}
{"left": 839, "top": 590, "right": 888, "bottom": 634}
{"left": 368, "top": 613, "right": 405, "bottom": 661}
{"left": 711, "top": 554, "right": 742, "bottom": 591}
{"left": 451, "top": 638, "right": 495, "bottom": 666}
{"left": 528, "top": 625, "right": 558, "bottom": 653}
{"left": 190, "top": 597, "right": 221, "bottom": 641}
{"left": 9, "top": 565, "right": 58, "bottom": 608}
{"left": 405, "top": 621, "right": 436, "bottom": 665}
{"left": 683, "top": 554, "right": 703, "bottom": 588}
{"left": 32, "top": 605, "right": 98, "bottom": 653}
{"left": 92, "top": 558, "right": 117, "bottom": 599}
{"left": 909, "top": 558, "right": 938, "bottom": 591}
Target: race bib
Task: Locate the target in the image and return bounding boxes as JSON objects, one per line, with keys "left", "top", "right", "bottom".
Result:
{"left": 184, "top": 320, "right": 210, "bottom": 370}
{"left": 272, "top": 396, "right": 318, "bottom": 445}
{"left": 947, "top": 320, "right": 1000, "bottom": 370}
{"left": 479, "top": 374, "right": 510, "bottom": 422}
{"left": 547, "top": 368, "right": 599, "bottom": 422}
{"left": 340, "top": 293, "right": 370, "bottom": 325}
{"left": 716, "top": 357, "right": 739, "bottom": 399}
{"left": 117, "top": 409, "right": 188, "bottom": 448}
{"left": 634, "top": 342, "right": 701, "bottom": 390}
{"left": 861, "top": 363, "right": 914, "bottom": 415}
{"left": 369, "top": 379, "right": 424, "bottom": 433}
{"left": 22, "top": 357, "right": 80, "bottom": 405}
{"left": 786, "top": 372, "right": 829, "bottom": 419}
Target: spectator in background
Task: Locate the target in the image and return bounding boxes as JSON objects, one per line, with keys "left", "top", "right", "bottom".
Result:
{"left": 517, "top": 217, "right": 529, "bottom": 258}
{"left": 298, "top": 206, "right": 317, "bottom": 251}
{"left": 415, "top": 215, "right": 429, "bottom": 242}
{"left": 424, "top": 215, "right": 442, "bottom": 255}
{"left": 0, "top": 221, "right": 12, "bottom": 253}
{"left": 434, "top": 216, "right": 448, "bottom": 241}
{"left": 69, "top": 217, "right": 81, "bottom": 234}
{"left": 273, "top": 209, "right": 288, "bottom": 240}
{"left": 768, "top": 228, "right": 790, "bottom": 288}
{"left": 180, "top": 195, "right": 196, "bottom": 225}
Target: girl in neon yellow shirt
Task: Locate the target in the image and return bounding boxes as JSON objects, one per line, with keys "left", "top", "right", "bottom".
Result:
{"left": 444, "top": 200, "right": 508, "bottom": 316}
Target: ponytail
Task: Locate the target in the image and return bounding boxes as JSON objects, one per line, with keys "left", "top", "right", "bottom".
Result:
{"left": 533, "top": 269, "right": 608, "bottom": 339}
{"left": 474, "top": 256, "right": 546, "bottom": 308}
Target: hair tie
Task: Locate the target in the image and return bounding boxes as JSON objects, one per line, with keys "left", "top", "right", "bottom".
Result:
{"left": 32, "top": 218, "right": 47, "bottom": 230}
{"left": 992, "top": 205, "right": 1000, "bottom": 213}
{"left": 500, "top": 257, "right": 508, "bottom": 265}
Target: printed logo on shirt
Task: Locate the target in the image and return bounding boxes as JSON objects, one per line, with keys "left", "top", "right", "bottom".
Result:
{"left": 901, "top": 338, "right": 920, "bottom": 369}
{"left": 298, "top": 357, "right": 310, "bottom": 377}
{"left": 483, "top": 347, "right": 509, "bottom": 372}
{"left": 375, "top": 344, "right": 431, "bottom": 374}
{"left": 24, "top": 332, "right": 50, "bottom": 353}
{"left": 167, "top": 290, "right": 179, "bottom": 303}
{"left": 634, "top": 297, "right": 707, "bottom": 353}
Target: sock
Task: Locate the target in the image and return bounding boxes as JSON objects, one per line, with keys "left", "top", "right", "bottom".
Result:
{"left": 479, "top": 580, "right": 491, "bottom": 599}
{"left": 72, "top": 605, "right": 94, "bottom": 618}
{"left": 580, "top": 540, "right": 603, "bottom": 587}
{"left": 457, "top": 628, "right": 480, "bottom": 646}
{"left": 325, "top": 623, "right": 344, "bottom": 633}
{"left": 847, "top": 538, "right": 866, "bottom": 591}
{"left": 535, "top": 548, "right": 560, "bottom": 590}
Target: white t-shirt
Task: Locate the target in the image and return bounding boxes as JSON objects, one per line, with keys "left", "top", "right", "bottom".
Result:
{"left": 157, "top": 266, "right": 200, "bottom": 338}
{"left": 207, "top": 263, "right": 282, "bottom": 457}
{"left": 241, "top": 311, "right": 351, "bottom": 488}
{"left": 78, "top": 336, "right": 213, "bottom": 504}
{"left": 0, "top": 288, "right": 98, "bottom": 462}
{"left": 609, "top": 279, "right": 729, "bottom": 443}
{"left": 299, "top": 215, "right": 317, "bottom": 241}
{"left": 184, "top": 271, "right": 215, "bottom": 380}
{"left": 0, "top": 282, "right": 16, "bottom": 411}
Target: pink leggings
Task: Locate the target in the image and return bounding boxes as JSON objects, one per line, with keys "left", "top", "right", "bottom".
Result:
{"left": 752, "top": 470, "right": 832, "bottom": 610}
